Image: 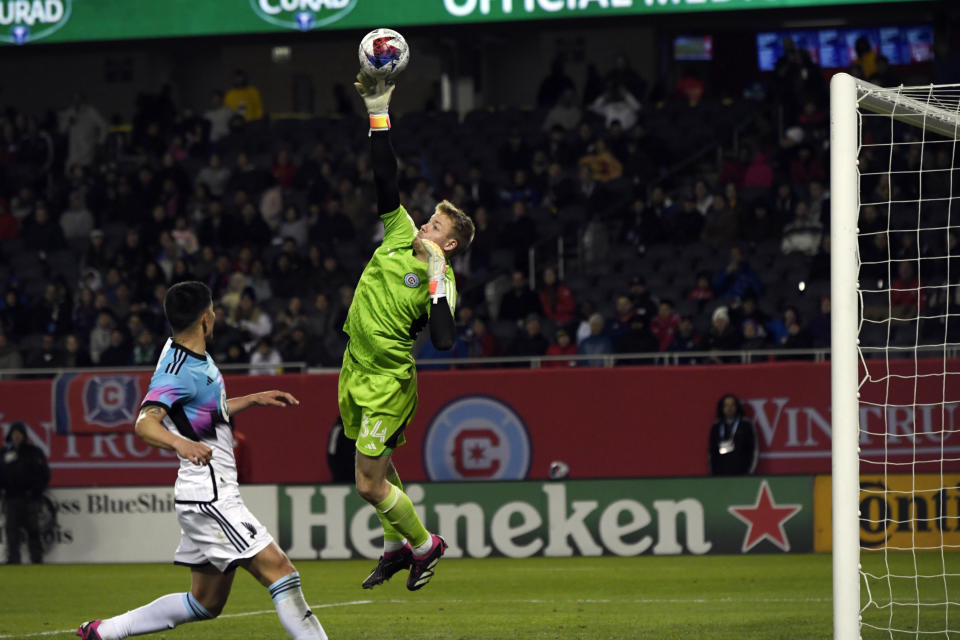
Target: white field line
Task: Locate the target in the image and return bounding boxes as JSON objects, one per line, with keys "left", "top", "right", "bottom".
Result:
{"left": 0, "top": 596, "right": 845, "bottom": 637}
{"left": 385, "top": 597, "right": 833, "bottom": 605}
{"left": 0, "top": 599, "right": 373, "bottom": 639}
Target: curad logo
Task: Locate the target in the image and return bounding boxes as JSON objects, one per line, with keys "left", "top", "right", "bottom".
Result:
{"left": 249, "top": 0, "right": 358, "bottom": 32}
{"left": 0, "top": 0, "right": 72, "bottom": 45}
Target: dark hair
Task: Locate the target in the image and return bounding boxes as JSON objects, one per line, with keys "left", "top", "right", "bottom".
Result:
{"left": 715, "top": 394, "right": 743, "bottom": 421}
{"left": 163, "top": 281, "right": 212, "bottom": 333}
{"left": 6, "top": 421, "right": 26, "bottom": 443}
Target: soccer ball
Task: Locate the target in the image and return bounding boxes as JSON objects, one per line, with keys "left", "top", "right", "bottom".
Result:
{"left": 548, "top": 460, "right": 570, "bottom": 480}
{"left": 358, "top": 28, "right": 410, "bottom": 79}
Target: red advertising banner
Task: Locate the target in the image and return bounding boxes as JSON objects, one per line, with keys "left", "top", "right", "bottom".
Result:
{"left": 2, "top": 360, "right": 958, "bottom": 487}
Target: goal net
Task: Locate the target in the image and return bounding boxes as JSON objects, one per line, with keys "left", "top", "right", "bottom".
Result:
{"left": 831, "top": 73, "right": 960, "bottom": 640}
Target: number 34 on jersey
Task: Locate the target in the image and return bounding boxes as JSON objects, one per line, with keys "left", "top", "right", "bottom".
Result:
{"left": 360, "top": 414, "right": 387, "bottom": 442}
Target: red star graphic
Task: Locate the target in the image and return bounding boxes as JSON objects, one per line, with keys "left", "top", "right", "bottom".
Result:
{"left": 468, "top": 444, "right": 487, "bottom": 461}
{"left": 728, "top": 480, "right": 802, "bottom": 552}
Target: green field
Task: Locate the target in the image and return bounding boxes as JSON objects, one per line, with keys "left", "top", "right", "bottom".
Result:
{"left": 3, "top": 553, "right": 957, "bottom": 639}
{"left": 0, "top": 553, "right": 960, "bottom": 640}
{"left": 1, "top": 555, "right": 837, "bottom": 640}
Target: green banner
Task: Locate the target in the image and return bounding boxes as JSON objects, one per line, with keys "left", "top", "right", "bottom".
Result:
{"left": 276, "top": 477, "right": 814, "bottom": 560}
{"left": 0, "top": 0, "right": 930, "bottom": 46}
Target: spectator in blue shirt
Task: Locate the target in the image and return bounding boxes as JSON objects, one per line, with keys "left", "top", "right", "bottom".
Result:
{"left": 713, "top": 247, "right": 763, "bottom": 301}
{"left": 579, "top": 313, "right": 613, "bottom": 367}
{"left": 417, "top": 335, "right": 468, "bottom": 371}
{"left": 765, "top": 305, "right": 801, "bottom": 347}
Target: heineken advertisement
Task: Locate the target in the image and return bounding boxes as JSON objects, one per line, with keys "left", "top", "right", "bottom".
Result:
{"left": 0, "top": 0, "right": 929, "bottom": 46}
{"left": 14, "top": 475, "right": 957, "bottom": 563}
{"left": 276, "top": 477, "right": 814, "bottom": 560}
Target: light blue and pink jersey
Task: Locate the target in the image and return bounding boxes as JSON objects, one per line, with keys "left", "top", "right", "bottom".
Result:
{"left": 142, "top": 338, "right": 238, "bottom": 504}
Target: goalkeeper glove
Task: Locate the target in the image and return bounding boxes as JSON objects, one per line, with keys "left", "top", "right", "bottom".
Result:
{"left": 421, "top": 239, "right": 447, "bottom": 304}
{"left": 354, "top": 71, "right": 395, "bottom": 133}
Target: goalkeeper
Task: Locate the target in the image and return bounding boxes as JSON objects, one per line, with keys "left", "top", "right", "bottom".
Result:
{"left": 341, "top": 71, "right": 474, "bottom": 591}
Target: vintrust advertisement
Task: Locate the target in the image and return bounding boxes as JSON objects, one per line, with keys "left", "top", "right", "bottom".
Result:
{"left": 3, "top": 361, "right": 960, "bottom": 487}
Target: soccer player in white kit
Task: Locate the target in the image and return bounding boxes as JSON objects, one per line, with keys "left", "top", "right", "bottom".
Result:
{"left": 78, "top": 281, "right": 327, "bottom": 640}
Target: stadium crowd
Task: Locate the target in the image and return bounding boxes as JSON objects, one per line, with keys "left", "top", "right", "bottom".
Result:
{"left": 0, "top": 40, "right": 936, "bottom": 373}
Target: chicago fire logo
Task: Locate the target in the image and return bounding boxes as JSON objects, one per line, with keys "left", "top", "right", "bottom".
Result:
{"left": 423, "top": 396, "right": 531, "bottom": 481}
{"left": 82, "top": 375, "right": 140, "bottom": 428}
{"left": 54, "top": 372, "right": 143, "bottom": 434}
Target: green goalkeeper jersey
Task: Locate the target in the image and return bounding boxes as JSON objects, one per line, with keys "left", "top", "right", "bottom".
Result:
{"left": 343, "top": 204, "right": 457, "bottom": 378}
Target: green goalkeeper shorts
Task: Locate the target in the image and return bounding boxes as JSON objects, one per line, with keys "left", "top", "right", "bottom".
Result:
{"left": 337, "top": 349, "right": 417, "bottom": 457}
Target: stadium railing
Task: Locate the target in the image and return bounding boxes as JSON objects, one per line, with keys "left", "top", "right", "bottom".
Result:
{"left": 406, "top": 348, "right": 833, "bottom": 370}
{"left": 360, "top": 344, "right": 960, "bottom": 370}
{"left": 3, "top": 345, "right": 958, "bottom": 378}
{"left": 0, "top": 361, "right": 309, "bottom": 379}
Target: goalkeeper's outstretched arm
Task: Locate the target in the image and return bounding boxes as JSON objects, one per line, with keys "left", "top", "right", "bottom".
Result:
{"left": 370, "top": 131, "right": 400, "bottom": 215}
{"left": 355, "top": 71, "right": 400, "bottom": 215}
{"left": 356, "top": 71, "right": 457, "bottom": 351}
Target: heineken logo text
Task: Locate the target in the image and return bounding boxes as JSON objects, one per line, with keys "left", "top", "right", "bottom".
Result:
{"left": 280, "top": 483, "right": 712, "bottom": 559}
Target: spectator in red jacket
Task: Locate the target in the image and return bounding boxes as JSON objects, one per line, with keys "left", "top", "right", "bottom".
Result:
{"left": 545, "top": 327, "right": 578, "bottom": 367}
{"left": 676, "top": 70, "right": 705, "bottom": 106}
{"left": 650, "top": 299, "right": 680, "bottom": 351}
{"left": 0, "top": 203, "right": 19, "bottom": 241}
{"left": 687, "top": 272, "right": 715, "bottom": 312}
{"left": 272, "top": 149, "right": 297, "bottom": 190}
{"left": 718, "top": 147, "right": 749, "bottom": 187}
{"left": 789, "top": 145, "right": 826, "bottom": 185}
{"left": 539, "top": 266, "right": 576, "bottom": 326}
{"left": 743, "top": 150, "right": 774, "bottom": 189}
{"left": 467, "top": 316, "right": 501, "bottom": 359}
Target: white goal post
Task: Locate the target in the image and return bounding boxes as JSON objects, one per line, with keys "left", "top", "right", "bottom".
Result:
{"left": 831, "top": 73, "right": 960, "bottom": 640}
{"left": 831, "top": 71, "right": 861, "bottom": 640}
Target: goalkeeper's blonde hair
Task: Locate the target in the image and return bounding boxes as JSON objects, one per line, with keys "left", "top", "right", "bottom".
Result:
{"left": 436, "top": 200, "right": 475, "bottom": 257}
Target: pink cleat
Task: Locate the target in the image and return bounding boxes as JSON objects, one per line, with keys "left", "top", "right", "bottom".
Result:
{"left": 77, "top": 620, "right": 103, "bottom": 640}
{"left": 362, "top": 543, "right": 413, "bottom": 589}
{"left": 407, "top": 534, "right": 447, "bottom": 591}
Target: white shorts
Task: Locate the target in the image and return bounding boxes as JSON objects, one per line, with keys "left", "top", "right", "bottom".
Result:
{"left": 174, "top": 496, "right": 273, "bottom": 573}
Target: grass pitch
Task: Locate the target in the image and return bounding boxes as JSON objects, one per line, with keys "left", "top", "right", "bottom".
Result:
{"left": 0, "top": 554, "right": 836, "bottom": 639}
